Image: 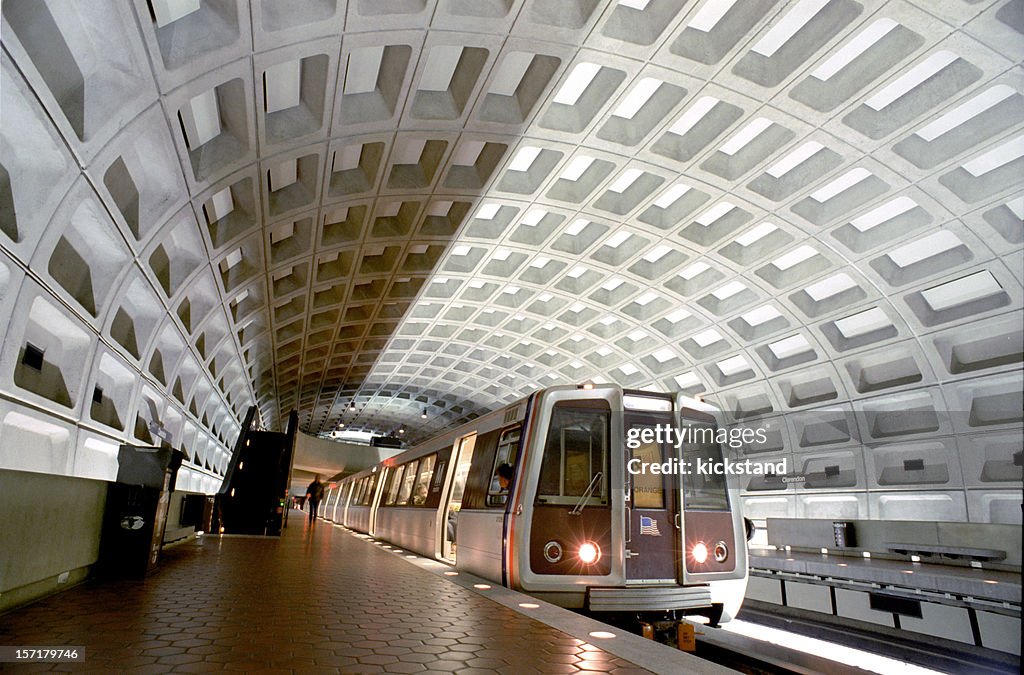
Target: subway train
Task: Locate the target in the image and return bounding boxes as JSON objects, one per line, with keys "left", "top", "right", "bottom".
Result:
{"left": 323, "top": 384, "right": 750, "bottom": 623}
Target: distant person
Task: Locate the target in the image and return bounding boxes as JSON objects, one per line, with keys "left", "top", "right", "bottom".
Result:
{"left": 305, "top": 476, "right": 324, "bottom": 525}
{"left": 496, "top": 463, "right": 514, "bottom": 491}
{"left": 485, "top": 463, "right": 516, "bottom": 507}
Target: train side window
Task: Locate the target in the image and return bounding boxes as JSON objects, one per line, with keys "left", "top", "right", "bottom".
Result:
{"left": 411, "top": 454, "right": 436, "bottom": 506}
{"left": 385, "top": 465, "right": 405, "bottom": 505}
{"left": 362, "top": 475, "right": 374, "bottom": 508}
{"left": 536, "top": 402, "right": 609, "bottom": 506}
{"left": 363, "top": 473, "right": 378, "bottom": 505}
{"left": 486, "top": 426, "right": 521, "bottom": 507}
{"left": 396, "top": 459, "right": 420, "bottom": 505}
{"left": 354, "top": 478, "right": 366, "bottom": 505}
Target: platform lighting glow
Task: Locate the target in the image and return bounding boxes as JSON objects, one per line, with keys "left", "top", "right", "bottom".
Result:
{"left": 723, "top": 619, "right": 943, "bottom": 675}
{"left": 588, "top": 631, "right": 616, "bottom": 639}
{"left": 519, "top": 603, "right": 540, "bottom": 609}
{"left": 444, "top": 571, "right": 459, "bottom": 576}
{"left": 692, "top": 542, "right": 709, "bottom": 564}
{"left": 474, "top": 584, "right": 491, "bottom": 590}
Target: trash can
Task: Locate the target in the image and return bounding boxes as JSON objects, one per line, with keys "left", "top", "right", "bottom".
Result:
{"left": 98, "top": 445, "right": 184, "bottom": 578}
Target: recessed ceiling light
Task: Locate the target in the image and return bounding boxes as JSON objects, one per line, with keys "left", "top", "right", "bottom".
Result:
{"left": 553, "top": 62, "right": 601, "bottom": 106}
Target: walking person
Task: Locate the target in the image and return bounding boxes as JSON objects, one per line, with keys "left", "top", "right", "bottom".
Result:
{"left": 305, "top": 475, "right": 324, "bottom": 525}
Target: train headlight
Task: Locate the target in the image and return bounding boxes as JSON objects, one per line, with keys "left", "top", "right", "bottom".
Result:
{"left": 578, "top": 542, "right": 601, "bottom": 565}
{"left": 691, "top": 541, "right": 708, "bottom": 564}
{"left": 543, "top": 540, "right": 563, "bottom": 563}
{"left": 714, "top": 541, "right": 729, "bottom": 563}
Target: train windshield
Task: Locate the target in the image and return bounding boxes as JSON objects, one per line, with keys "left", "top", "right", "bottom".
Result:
{"left": 536, "top": 401, "right": 609, "bottom": 506}
{"left": 680, "top": 409, "right": 730, "bottom": 511}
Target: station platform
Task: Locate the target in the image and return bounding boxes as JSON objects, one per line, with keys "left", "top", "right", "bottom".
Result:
{"left": 0, "top": 510, "right": 725, "bottom": 674}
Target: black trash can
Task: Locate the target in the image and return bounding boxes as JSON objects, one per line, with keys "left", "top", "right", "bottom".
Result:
{"left": 98, "top": 445, "right": 184, "bottom": 578}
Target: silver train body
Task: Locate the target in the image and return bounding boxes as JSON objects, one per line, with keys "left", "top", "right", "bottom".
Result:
{"left": 323, "top": 385, "right": 749, "bottom": 620}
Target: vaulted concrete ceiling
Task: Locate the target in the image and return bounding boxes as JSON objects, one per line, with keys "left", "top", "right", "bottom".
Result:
{"left": 1, "top": 1, "right": 1021, "bottom": 516}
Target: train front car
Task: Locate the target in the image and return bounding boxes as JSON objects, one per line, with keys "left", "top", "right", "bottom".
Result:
{"left": 508, "top": 384, "right": 748, "bottom": 625}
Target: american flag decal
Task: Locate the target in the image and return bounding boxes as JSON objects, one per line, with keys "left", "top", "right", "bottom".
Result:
{"left": 639, "top": 516, "right": 661, "bottom": 536}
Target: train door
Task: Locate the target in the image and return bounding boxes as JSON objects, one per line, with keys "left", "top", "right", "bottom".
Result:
{"left": 674, "top": 396, "right": 746, "bottom": 586}
{"left": 441, "top": 433, "right": 476, "bottom": 562}
{"left": 367, "top": 470, "right": 382, "bottom": 534}
{"left": 623, "top": 398, "right": 679, "bottom": 583}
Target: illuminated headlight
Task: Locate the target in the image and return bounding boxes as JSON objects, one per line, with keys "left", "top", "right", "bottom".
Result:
{"left": 578, "top": 542, "right": 601, "bottom": 565}
{"left": 691, "top": 541, "right": 708, "bottom": 564}
{"left": 714, "top": 541, "right": 729, "bottom": 563}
